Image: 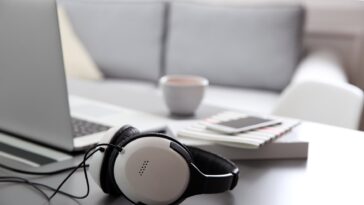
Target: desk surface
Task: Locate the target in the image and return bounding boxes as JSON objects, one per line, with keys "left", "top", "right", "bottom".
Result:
{"left": 1, "top": 82, "right": 364, "bottom": 205}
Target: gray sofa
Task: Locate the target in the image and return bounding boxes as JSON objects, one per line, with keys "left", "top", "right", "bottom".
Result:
{"left": 59, "top": 0, "right": 363, "bottom": 129}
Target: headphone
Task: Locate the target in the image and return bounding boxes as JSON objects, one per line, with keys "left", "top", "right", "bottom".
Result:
{"left": 89, "top": 125, "right": 239, "bottom": 205}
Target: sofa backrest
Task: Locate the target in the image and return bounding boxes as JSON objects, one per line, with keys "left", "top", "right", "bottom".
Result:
{"left": 59, "top": 0, "right": 305, "bottom": 91}
{"left": 166, "top": 2, "right": 305, "bottom": 91}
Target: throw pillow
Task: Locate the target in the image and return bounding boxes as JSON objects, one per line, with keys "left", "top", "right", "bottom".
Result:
{"left": 57, "top": 5, "right": 103, "bottom": 80}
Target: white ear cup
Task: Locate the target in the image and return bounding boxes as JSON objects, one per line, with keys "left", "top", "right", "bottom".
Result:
{"left": 89, "top": 127, "right": 120, "bottom": 188}
{"left": 113, "top": 137, "right": 190, "bottom": 205}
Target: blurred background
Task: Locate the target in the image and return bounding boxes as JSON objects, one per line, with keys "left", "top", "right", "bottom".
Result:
{"left": 58, "top": 0, "right": 364, "bottom": 130}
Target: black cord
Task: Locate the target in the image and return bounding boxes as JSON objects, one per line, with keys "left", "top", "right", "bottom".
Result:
{"left": 0, "top": 176, "right": 50, "bottom": 200}
{"left": 0, "top": 143, "right": 123, "bottom": 202}
{"left": 49, "top": 147, "right": 101, "bottom": 199}
{"left": 49, "top": 143, "right": 122, "bottom": 200}
{"left": 0, "top": 176, "right": 88, "bottom": 200}
{"left": 0, "top": 162, "right": 89, "bottom": 175}
{"left": 26, "top": 180, "right": 85, "bottom": 199}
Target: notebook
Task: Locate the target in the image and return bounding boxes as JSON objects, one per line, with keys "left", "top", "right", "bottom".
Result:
{"left": 177, "top": 111, "right": 300, "bottom": 149}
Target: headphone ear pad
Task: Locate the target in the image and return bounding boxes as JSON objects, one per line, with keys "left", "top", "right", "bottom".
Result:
{"left": 100, "top": 125, "right": 140, "bottom": 195}
{"left": 89, "top": 127, "right": 120, "bottom": 189}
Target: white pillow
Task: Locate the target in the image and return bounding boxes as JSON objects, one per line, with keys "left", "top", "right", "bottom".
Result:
{"left": 57, "top": 6, "right": 103, "bottom": 80}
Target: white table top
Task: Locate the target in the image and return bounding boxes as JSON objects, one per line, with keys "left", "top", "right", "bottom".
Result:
{"left": 1, "top": 82, "right": 364, "bottom": 204}
{"left": 1, "top": 122, "right": 364, "bottom": 205}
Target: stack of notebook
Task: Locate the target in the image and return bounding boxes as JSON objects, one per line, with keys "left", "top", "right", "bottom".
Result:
{"left": 177, "top": 111, "right": 301, "bottom": 149}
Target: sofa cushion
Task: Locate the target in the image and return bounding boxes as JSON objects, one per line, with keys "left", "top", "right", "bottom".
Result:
{"left": 166, "top": 3, "right": 305, "bottom": 91}
{"left": 58, "top": 0, "right": 165, "bottom": 82}
{"left": 205, "top": 86, "right": 279, "bottom": 114}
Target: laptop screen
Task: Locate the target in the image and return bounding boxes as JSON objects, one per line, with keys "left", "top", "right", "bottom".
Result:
{"left": 0, "top": 0, "right": 74, "bottom": 151}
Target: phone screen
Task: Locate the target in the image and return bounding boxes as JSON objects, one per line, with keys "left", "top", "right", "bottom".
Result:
{"left": 217, "top": 117, "right": 272, "bottom": 129}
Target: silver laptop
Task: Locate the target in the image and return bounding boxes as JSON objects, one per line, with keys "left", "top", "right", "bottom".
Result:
{"left": 0, "top": 0, "right": 166, "bottom": 153}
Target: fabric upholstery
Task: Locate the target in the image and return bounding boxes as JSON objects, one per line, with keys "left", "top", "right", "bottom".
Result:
{"left": 59, "top": 0, "right": 166, "bottom": 82}
{"left": 165, "top": 3, "right": 305, "bottom": 91}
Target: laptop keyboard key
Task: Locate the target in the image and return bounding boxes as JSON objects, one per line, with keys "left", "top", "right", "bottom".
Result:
{"left": 71, "top": 117, "right": 110, "bottom": 138}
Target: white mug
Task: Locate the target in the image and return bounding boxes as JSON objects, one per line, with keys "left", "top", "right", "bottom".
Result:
{"left": 159, "top": 75, "right": 209, "bottom": 116}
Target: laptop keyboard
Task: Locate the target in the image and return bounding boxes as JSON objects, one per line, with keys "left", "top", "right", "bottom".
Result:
{"left": 71, "top": 117, "right": 110, "bottom": 138}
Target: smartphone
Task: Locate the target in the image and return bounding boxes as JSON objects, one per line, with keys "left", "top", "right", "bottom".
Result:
{"left": 206, "top": 116, "right": 281, "bottom": 134}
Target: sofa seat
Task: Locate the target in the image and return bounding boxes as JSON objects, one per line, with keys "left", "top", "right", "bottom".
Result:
{"left": 67, "top": 78, "right": 279, "bottom": 115}
{"left": 204, "top": 86, "right": 279, "bottom": 114}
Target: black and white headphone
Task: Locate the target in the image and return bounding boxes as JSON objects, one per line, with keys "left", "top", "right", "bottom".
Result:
{"left": 89, "top": 125, "right": 239, "bottom": 205}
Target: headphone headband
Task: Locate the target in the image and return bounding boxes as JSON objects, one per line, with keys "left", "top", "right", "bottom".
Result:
{"left": 184, "top": 146, "right": 239, "bottom": 197}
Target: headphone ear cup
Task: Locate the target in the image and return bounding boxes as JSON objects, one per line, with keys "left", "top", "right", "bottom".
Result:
{"left": 112, "top": 135, "right": 192, "bottom": 205}
{"left": 100, "top": 125, "right": 140, "bottom": 195}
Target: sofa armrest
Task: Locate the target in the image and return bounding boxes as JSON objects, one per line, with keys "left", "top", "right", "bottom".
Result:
{"left": 291, "top": 50, "right": 348, "bottom": 84}
{"left": 272, "top": 50, "right": 364, "bottom": 129}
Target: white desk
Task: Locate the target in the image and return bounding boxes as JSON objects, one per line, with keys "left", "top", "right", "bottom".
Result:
{"left": 1, "top": 122, "right": 364, "bottom": 205}
{"left": 0, "top": 84, "right": 364, "bottom": 204}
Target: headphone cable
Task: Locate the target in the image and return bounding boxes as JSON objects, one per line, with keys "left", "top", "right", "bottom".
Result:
{"left": 0, "top": 162, "right": 89, "bottom": 176}
{"left": 0, "top": 143, "right": 122, "bottom": 201}
{"left": 0, "top": 176, "right": 49, "bottom": 200}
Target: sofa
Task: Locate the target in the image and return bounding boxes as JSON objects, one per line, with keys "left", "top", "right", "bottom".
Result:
{"left": 58, "top": 0, "right": 364, "bottom": 129}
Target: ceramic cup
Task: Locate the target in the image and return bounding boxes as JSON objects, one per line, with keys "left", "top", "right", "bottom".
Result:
{"left": 159, "top": 75, "right": 209, "bottom": 116}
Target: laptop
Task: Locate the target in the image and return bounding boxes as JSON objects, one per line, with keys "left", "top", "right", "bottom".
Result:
{"left": 0, "top": 0, "right": 166, "bottom": 155}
